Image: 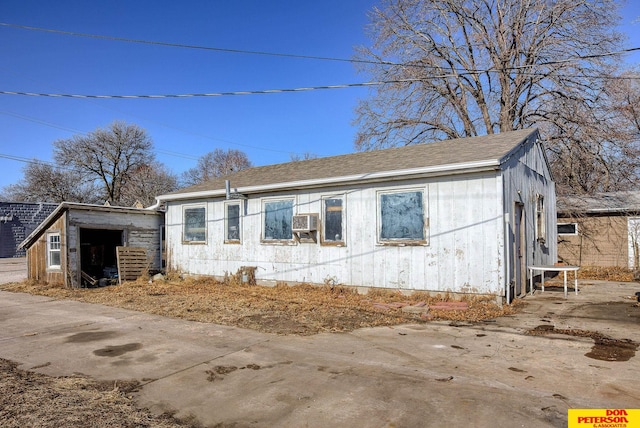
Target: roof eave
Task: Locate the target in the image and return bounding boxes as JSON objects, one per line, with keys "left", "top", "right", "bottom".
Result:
{"left": 19, "top": 202, "right": 163, "bottom": 250}
{"left": 19, "top": 202, "right": 66, "bottom": 250}
{"left": 158, "top": 159, "right": 502, "bottom": 202}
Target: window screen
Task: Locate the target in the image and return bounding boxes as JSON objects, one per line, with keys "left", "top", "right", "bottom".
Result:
{"left": 226, "top": 203, "right": 240, "bottom": 241}
{"left": 184, "top": 206, "right": 206, "bottom": 242}
{"left": 379, "top": 191, "right": 425, "bottom": 241}
{"left": 323, "top": 197, "right": 343, "bottom": 242}
{"left": 263, "top": 200, "right": 293, "bottom": 240}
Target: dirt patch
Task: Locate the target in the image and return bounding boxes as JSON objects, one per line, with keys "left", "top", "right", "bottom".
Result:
{"left": 0, "top": 358, "right": 195, "bottom": 428}
{"left": 0, "top": 278, "right": 519, "bottom": 335}
{"left": 527, "top": 325, "right": 639, "bottom": 362}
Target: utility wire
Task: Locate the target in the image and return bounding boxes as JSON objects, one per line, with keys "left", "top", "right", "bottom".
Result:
{"left": 2, "top": 69, "right": 639, "bottom": 99}
{"left": 0, "top": 110, "right": 201, "bottom": 161}
{"left": 3, "top": 22, "right": 639, "bottom": 71}
{"left": 0, "top": 22, "right": 391, "bottom": 67}
{"left": 0, "top": 81, "right": 391, "bottom": 98}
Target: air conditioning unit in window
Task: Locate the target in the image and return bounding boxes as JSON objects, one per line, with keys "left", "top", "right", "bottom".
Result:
{"left": 292, "top": 214, "right": 318, "bottom": 232}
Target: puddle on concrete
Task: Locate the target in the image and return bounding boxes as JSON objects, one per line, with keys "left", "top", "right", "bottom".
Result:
{"left": 93, "top": 343, "right": 142, "bottom": 357}
{"left": 527, "top": 325, "right": 639, "bottom": 362}
{"left": 66, "top": 331, "right": 119, "bottom": 343}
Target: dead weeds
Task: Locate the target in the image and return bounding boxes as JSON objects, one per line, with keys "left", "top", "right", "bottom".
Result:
{"left": 576, "top": 266, "right": 635, "bottom": 282}
{"left": 1, "top": 277, "right": 519, "bottom": 335}
{"left": 0, "top": 358, "right": 195, "bottom": 428}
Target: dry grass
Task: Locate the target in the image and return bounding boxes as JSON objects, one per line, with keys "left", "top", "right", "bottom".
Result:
{"left": 1, "top": 276, "right": 519, "bottom": 335}
{"left": 0, "top": 358, "right": 195, "bottom": 428}
{"left": 0, "top": 276, "right": 521, "bottom": 426}
{"left": 577, "top": 266, "right": 635, "bottom": 282}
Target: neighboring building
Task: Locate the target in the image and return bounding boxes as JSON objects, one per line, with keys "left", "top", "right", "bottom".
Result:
{"left": 158, "top": 129, "right": 556, "bottom": 302}
{"left": 20, "top": 202, "right": 164, "bottom": 287}
{"left": 557, "top": 192, "right": 640, "bottom": 269}
{"left": 0, "top": 202, "right": 58, "bottom": 258}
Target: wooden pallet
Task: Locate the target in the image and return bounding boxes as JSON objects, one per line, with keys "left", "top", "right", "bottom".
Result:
{"left": 116, "top": 246, "right": 149, "bottom": 284}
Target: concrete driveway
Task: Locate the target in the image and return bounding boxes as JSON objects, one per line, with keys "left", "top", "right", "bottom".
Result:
{"left": 0, "top": 258, "right": 26, "bottom": 284}
{"left": 0, "top": 281, "right": 639, "bottom": 427}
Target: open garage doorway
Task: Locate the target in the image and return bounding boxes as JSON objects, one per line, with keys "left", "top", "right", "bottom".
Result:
{"left": 79, "top": 228, "right": 123, "bottom": 286}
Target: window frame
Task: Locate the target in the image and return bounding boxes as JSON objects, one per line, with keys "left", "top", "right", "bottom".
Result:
{"left": 557, "top": 222, "right": 578, "bottom": 236}
{"left": 321, "top": 195, "right": 346, "bottom": 246}
{"left": 224, "top": 201, "right": 242, "bottom": 244}
{"left": 377, "top": 188, "right": 428, "bottom": 246}
{"left": 535, "top": 194, "right": 546, "bottom": 243}
{"left": 182, "top": 204, "right": 207, "bottom": 244}
{"left": 261, "top": 197, "right": 295, "bottom": 244}
{"left": 47, "top": 231, "right": 62, "bottom": 270}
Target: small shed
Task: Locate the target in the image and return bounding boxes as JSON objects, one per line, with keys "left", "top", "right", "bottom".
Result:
{"left": 158, "top": 129, "right": 556, "bottom": 302}
{"left": 557, "top": 191, "right": 640, "bottom": 269}
{"left": 20, "top": 202, "right": 164, "bottom": 287}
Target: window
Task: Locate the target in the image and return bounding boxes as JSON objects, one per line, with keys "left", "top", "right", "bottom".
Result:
{"left": 225, "top": 202, "right": 241, "bottom": 242}
{"left": 378, "top": 190, "right": 426, "bottom": 243}
{"left": 557, "top": 222, "right": 578, "bottom": 235}
{"left": 47, "top": 232, "right": 61, "bottom": 269}
{"left": 536, "top": 195, "right": 546, "bottom": 243}
{"left": 183, "top": 206, "right": 206, "bottom": 243}
{"left": 322, "top": 196, "right": 344, "bottom": 244}
{"left": 263, "top": 199, "right": 293, "bottom": 241}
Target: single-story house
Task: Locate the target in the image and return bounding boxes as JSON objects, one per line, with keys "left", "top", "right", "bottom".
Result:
{"left": 0, "top": 201, "right": 58, "bottom": 258}
{"left": 20, "top": 202, "right": 164, "bottom": 287}
{"left": 157, "top": 129, "right": 556, "bottom": 302}
{"left": 557, "top": 191, "right": 640, "bottom": 269}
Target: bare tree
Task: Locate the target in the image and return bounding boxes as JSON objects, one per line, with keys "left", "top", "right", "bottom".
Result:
{"left": 1, "top": 161, "right": 99, "bottom": 203}
{"left": 289, "top": 152, "right": 319, "bottom": 162}
{"left": 353, "top": 0, "right": 637, "bottom": 194}
{"left": 355, "top": 0, "right": 623, "bottom": 148}
{"left": 545, "top": 70, "right": 640, "bottom": 195}
{"left": 53, "top": 121, "right": 154, "bottom": 205}
{"left": 119, "top": 162, "right": 178, "bottom": 207}
{"left": 181, "top": 149, "right": 252, "bottom": 186}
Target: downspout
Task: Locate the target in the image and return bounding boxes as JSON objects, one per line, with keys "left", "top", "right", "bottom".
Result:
{"left": 145, "top": 197, "right": 165, "bottom": 272}
{"left": 504, "top": 212, "right": 511, "bottom": 305}
{"left": 146, "top": 197, "right": 162, "bottom": 211}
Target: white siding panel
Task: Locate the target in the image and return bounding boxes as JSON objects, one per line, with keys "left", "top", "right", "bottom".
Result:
{"left": 166, "top": 172, "right": 505, "bottom": 296}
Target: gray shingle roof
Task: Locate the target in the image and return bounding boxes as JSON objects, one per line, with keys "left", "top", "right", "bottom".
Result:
{"left": 166, "top": 128, "right": 538, "bottom": 197}
{"left": 558, "top": 191, "right": 640, "bottom": 214}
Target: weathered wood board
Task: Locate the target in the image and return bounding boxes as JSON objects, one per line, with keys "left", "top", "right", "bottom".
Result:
{"left": 116, "top": 246, "right": 149, "bottom": 284}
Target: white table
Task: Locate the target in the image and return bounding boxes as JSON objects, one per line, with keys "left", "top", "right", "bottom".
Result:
{"left": 528, "top": 265, "right": 579, "bottom": 298}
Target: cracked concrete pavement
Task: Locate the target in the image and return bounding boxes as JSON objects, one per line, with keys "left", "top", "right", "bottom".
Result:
{"left": 0, "top": 274, "right": 639, "bottom": 427}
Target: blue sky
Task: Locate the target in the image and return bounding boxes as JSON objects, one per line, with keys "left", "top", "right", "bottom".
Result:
{"left": 1, "top": 0, "right": 639, "bottom": 191}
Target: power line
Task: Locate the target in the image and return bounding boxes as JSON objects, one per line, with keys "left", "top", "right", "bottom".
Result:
{"left": 0, "top": 22, "right": 390, "bottom": 67}
{"left": 0, "top": 69, "right": 311, "bottom": 157}
{"left": 0, "top": 81, "right": 389, "bottom": 99}
{"left": 0, "top": 110, "right": 298, "bottom": 160}
{"left": 4, "top": 22, "right": 638, "bottom": 71}
{"left": 0, "top": 153, "right": 58, "bottom": 167}
{"left": 2, "top": 69, "right": 639, "bottom": 100}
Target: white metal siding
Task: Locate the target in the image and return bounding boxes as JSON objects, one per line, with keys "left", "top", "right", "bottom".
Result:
{"left": 166, "top": 171, "right": 506, "bottom": 295}
{"left": 501, "top": 137, "right": 557, "bottom": 292}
